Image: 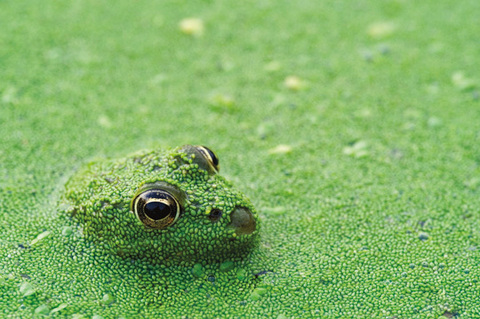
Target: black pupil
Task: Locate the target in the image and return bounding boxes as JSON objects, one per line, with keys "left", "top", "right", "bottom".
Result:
{"left": 144, "top": 201, "right": 172, "bottom": 220}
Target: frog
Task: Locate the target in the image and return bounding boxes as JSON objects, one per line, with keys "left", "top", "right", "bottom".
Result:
{"left": 0, "top": 144, "right": 265, "bottom": 317}
{"left": 59, "top": 145, "right": 259, "bottom": 265}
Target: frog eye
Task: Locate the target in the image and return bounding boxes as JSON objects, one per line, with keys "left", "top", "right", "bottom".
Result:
{"left": 132, "top": 184, "right": 185, "bottom": 229}
{"left": 179, "top": 145, "right": 220, "bottom": 175}
{"left": 197, "top": 146, "right": 219, "bottom": 173}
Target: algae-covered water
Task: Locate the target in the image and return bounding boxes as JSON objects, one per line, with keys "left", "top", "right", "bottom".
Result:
{"left": 1, "top": 1, "right": 480, "bottom": 318}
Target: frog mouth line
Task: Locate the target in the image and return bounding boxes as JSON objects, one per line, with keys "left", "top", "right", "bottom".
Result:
{"left": 229, "top": 207, "right": 256, "bottom": 235}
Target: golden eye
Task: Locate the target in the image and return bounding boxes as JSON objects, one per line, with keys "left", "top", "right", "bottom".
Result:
{"left": 131, "top": 183, "right": 185, "bottom": 229}
{"left": 178, "top": 145, "right": 220, "bottom": 175}
{"left": 196, "top": 145, "right": 219, "bottom": 173}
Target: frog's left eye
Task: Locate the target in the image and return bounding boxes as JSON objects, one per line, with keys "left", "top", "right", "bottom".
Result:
{"left": 131, "top": 183, "right": 185, "bottom": 229}
{"left": 178, "top": 145, "right": 220, "bottom": 175}
{"left": 197, "top": 146, "right": 219, "bottom": 173}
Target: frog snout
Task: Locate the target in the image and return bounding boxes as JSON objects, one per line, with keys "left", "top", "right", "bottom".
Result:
{"left": 230, "top": 207, "right": 256, "bottom": 235}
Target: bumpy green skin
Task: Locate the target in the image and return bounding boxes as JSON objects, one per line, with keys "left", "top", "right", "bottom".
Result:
{"left": 60, "top": 146, "right": 259, "bottom": 265}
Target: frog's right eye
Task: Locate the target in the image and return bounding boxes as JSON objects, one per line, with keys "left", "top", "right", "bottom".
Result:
{"left": 131, "top": 182, "right": 185, "bottom": 229}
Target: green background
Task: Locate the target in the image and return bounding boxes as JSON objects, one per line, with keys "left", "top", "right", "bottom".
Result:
{"left": 1, "top": 0, "right": 480, "bottom": 318}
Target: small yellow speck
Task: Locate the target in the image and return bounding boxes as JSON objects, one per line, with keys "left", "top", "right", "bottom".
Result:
{"left": 209, "top": 93, "right": 235, "bottom": 107}
{"left": 268, "top": 144, "right": 293, "bottom": 155}
{"left": 451, "top": 71, "right": 476, "bottom": 91}
{"left": 264, "top": 206, "right": 287, "bottom": 216}
{"left": 354, "top": 108, "right": 372, "bottom": 118}
{"left": 284, "top": 76, "right": 306, "bottom": 91}
{"left": 98, "top": 115, "right": 112, "bottom": 128}
{"left": 149, "top": 73, "right": 167, "bottom": 86}
{"left": 367, "top": 21, "right": 396, "bottom": 39}
{"left": 264, "top": 61, "right": 282, "bottom": 72}
{"left": 343, "top": 141, "right": 369, "bottom": 158}
{"left": 205, "top": 206, "right": 212, "bottom": 215}
{"left": 2, "top": 86, "right": 17, "bottom": 103}
{"left": 179, "top": 18, "right": 204, "bottom": 36}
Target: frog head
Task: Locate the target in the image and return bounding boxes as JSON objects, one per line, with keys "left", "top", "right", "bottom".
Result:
{"left": 60, "top": 145, "right": 259, "bottom": 265}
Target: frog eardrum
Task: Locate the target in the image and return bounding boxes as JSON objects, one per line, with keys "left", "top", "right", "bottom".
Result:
{"left": 131, "top": 182, "right": 186, "bottom": 229}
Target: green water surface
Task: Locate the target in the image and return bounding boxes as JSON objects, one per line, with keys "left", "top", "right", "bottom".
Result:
{"left": 1, "top": 1, "right": 479, "bottom": 318}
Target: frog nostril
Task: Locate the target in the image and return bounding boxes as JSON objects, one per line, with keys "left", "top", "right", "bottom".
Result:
{"left": 229, "top": 207, "right": 256, "bottom": 235}
{"left": 208, "top": 208, "right": 223, "bottom": 222}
